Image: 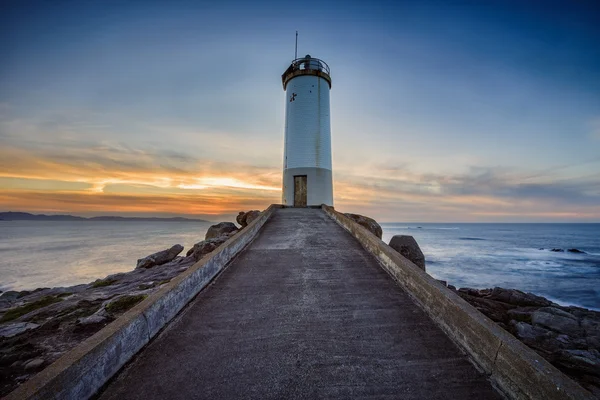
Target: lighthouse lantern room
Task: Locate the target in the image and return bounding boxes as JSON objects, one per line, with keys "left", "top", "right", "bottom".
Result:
{"left": 281, "top": 55, "right": 333, "bottom": 207}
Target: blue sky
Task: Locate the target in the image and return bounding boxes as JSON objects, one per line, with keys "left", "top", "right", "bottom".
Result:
{"left": 1, "top": 0, "right": 599, "bottom": 221}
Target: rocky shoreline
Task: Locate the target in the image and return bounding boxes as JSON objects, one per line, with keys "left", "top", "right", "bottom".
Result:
{"left": 0, "top": 210, "right": 598, "bottom": 397}
{"left": 0, "top": 210, "right": 261, "bottom": 397}
{"left": 453, "top": 286, "right": 600, "bottom": 397}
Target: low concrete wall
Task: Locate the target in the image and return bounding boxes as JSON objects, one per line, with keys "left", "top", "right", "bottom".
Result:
{"left": 322, "top": 205, "right": 594, "bottom": 400}
{"left": 6, "top": 205, "right": 282, "bottom": 400}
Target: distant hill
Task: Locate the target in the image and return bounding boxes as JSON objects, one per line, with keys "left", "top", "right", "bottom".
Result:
{"left": 0, "top": 212, "right": 209, "bottom": 222}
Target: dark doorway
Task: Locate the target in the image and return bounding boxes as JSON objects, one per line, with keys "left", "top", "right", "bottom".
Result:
{"left": 293, "top": 175, "right": 307, "bottom": 207}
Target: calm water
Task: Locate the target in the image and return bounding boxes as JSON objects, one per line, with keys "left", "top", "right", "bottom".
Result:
{"left": 0, "top": 221, "right": 598, "bottom": 309}
{"left": 382, "top": 223, "right": 600, "bottom": 309}
{"left": 0, "top": 221, "right": 211, "bottom": 291}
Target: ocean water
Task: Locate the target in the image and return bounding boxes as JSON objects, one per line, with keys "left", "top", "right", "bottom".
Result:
{"left": 382, "top": 223, "right": 600, "bottom": 310}
{"left": 0, "top": 221, "right": 598, "bottom": 309}
{"left": 0, "top": 221, "right": 211, "bottom": 292}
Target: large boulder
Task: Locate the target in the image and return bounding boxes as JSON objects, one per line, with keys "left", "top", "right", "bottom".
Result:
{"left": 187, "top": 236, "right": 231, "bottom": 261}
{"left": 389, "top": 235, "right": 425, "bottom": 271}
{"left": 136, "top": 244, "right": 184, "bottom": 269}
{"left": 205, "top": 222, "right": 238, "bottom": 240}
{"left": 344, "top": 213, "right": 382, "bottom": 239}
{"left": 236, "top": 210, "right": 261, "bottom": 228}
{"left": 244, "top": 210, "right": 261, "bottom": 226}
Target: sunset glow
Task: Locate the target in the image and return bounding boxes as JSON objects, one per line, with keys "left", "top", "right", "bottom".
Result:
{"left": 1, "top": 1, "right": 599, "bottom": 222}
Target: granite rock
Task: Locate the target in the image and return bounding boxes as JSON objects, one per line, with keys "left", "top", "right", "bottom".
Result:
{"left": 205, "top": 222, "right": 238, "bottom": 240}
{"left": 389, "top": 235, "right": 426, "bottom": 271}
{"left": 136, "top": 244, "right": 184, "bottom": 269}
{"left": 343, "top": 213, "right": 383, "bottom": 239}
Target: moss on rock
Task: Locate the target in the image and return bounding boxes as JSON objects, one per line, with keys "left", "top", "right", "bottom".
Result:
{"left": 105, "top": 295, "right": 146, "bottom": 314}
{"left": 0, "top": 296, "right": 63, "bottom": 322}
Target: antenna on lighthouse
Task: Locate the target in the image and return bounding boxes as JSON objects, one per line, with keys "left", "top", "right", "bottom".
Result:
{"left": 295, "top": 31, "right": 298, "bottom": 60}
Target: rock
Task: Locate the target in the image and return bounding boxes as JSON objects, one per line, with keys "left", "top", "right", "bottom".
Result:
{"left": 0, "top": 291, "right": 20, "bottom": 301}
{"left": 77, "top": 314, "right": 108, "bottom": 326}
{"left": 557, "top": 349, "right": 600, "bottom": 375}
{"left": 244, "top": 210, "right": 261, "bottom": 226}
{"left": 189, "top": 236, "right": 230, "bottom": 261}
{"left": 458, "top": 288, "right": 480, "bottom": 297}
{"left": 344, "top": 213, "right": 382, "bottom": 239}
{"left": 457, "top": 292, "right": 513, "bottom": 323}
{"left": 0, "top": 322, "right": 39, "bottom": 338}
{"left": 236, "top": 212, "right": 247, "bottom": 227}
{"left": 236, "top": 210, "right": 261, "bottom": 228}
{"left": 567, "top": 248, "right": 586, "bottom": 254}
{"left": 484, "top": 287, "right": 552, "bottom": 307}
{"left": 389, "top": 235, "right": 426, "bottom": 270}
{"left": 507, "top": 308, "right": 534, "bottom": 323}
{"left": 136, "top": 244, "right": 184, "bottom": 269}
{"left": 551, "top": 248, "right": 564, "bottom": 252}
{"left": 23, "top": 358, "right": 44, "bottom": 371}
{"left": 512, "top": 321, "right": 552, "bottom": 343}
{"left": 205, "top": 222, "right": 238, "bottom": 240}
{"left": 532, "top": 307, "right": 582, "bottom": 336}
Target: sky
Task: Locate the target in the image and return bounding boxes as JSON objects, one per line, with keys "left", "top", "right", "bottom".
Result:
{"left": 1, "top": 0, "right": 599, "bottom": 222}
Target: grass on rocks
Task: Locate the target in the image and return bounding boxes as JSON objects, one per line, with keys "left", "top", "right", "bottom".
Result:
{"left": 105, "top": 295, "right": 147, "bottom": 314}
{"left": 0, "top": 296, "right": 64, "bottom": 322}
{"left": 91, "top": 278, "right": 118, "bottom": 288}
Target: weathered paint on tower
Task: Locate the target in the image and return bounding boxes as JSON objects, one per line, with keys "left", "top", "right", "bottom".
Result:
{"left": 281, "top": 55, "right": 333, "bottom": 207}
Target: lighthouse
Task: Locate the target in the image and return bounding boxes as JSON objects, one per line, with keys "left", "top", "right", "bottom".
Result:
{"left": 281, "top": 55, "right": 333, "bottom": 207}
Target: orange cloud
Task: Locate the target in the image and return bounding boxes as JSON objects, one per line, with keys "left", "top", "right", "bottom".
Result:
{"left": 1, "top": 141, "right": 599, "bottom": 222}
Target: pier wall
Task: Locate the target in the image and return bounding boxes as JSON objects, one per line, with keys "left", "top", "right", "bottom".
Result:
{"left": 5, "top": 205, "right": 282, "bottom": 400}
{"left": 322, "top": 204, "right": 593, "bottom": 400}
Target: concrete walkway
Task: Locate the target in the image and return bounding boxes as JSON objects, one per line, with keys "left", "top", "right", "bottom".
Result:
{"left": 99, "top": 208, "right": 501, "bottom": 399}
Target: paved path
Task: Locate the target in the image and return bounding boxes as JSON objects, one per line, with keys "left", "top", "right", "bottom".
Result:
{"left": 99, "top": 208, "right": 501, "bottom": 399}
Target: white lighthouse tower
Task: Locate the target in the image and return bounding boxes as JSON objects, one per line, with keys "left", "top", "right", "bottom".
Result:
{"left": 281, "top": 55, "right": 333, "bottom": 207}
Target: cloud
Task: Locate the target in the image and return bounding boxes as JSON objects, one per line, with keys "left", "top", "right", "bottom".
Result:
{"left": 1, "top": 112, "right": 599, "bottom": 221}
{"left": 332, "top": 166, "right": 600, "bottom": 221}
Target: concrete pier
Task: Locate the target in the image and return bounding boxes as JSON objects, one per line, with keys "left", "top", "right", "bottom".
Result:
{"left": 99, "top": 208, "right": 500, "bottom": 399}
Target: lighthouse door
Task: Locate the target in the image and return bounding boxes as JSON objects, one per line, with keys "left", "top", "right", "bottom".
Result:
{"left": 293, "top": 175, "right": 307, "bottom": 207}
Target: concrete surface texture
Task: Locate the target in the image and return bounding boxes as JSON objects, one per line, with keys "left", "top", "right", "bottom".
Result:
{"left": 98, "top": 208, "right": 500, "bottom": 400}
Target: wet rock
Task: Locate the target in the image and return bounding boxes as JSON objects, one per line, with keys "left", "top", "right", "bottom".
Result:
{"left": 551, "top": 248, "right": 564, "bottom": 252}
{"left": 0, "top": 322, "right": 39, "bottom": 338}
{"left": 389, "top": 235, "right": 426, "bottom": 271}
{"left": 344, "top": 213, "right": 383, "bottom": 239}
{"left": 205, "top": 222, "right": 238, "bottom": 240}
{"left": 136, "top": 244, "right": 184, "bottom": 269}
{"left": 567, "top": 248, "right": 586, "bottom": 254}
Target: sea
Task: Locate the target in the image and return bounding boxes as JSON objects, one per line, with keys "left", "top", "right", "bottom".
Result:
{"left": 0, "top": 221, "right": 598, "bottom": 310}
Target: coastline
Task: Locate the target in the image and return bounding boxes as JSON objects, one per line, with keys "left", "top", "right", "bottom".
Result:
{"left": 0, "top": 214, "right": 598, "bottom": 397}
